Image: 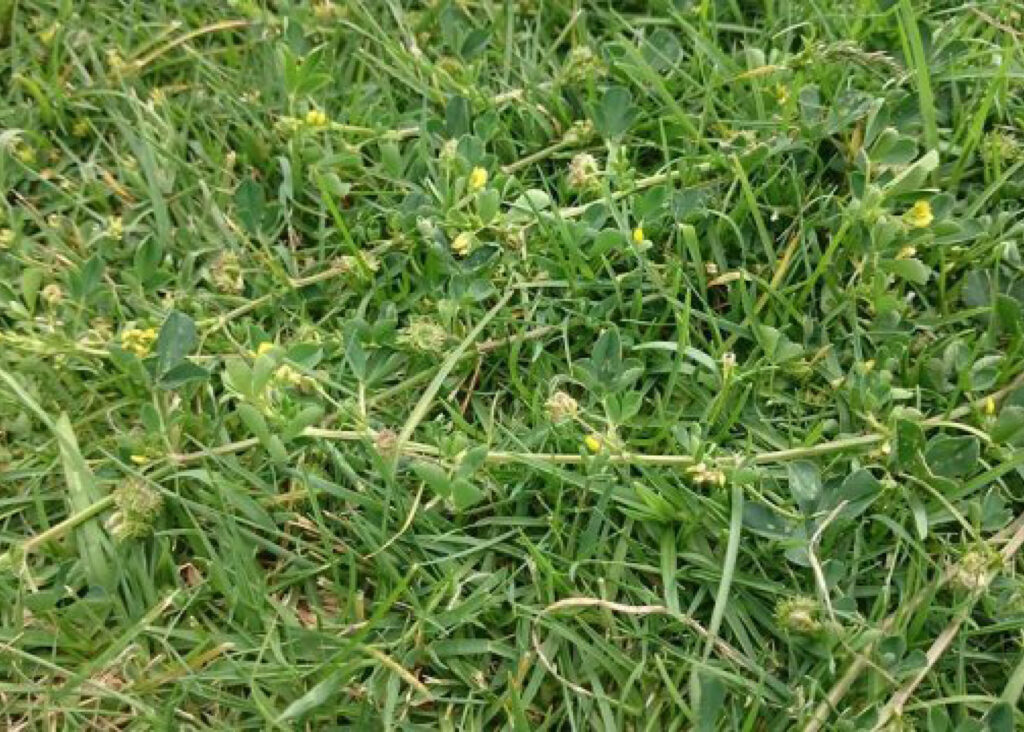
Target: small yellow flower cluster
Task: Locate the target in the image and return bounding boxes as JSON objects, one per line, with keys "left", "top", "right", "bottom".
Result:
{"left": 39, "top": 23, "right": 60, "bottom": 44}
{"left": 313, "top": 1, "right": 343, "bottom": 21}
{"left": 14, "top": 143, "right": 35, "bottom": 165}
{"left": 334, "top": 252, "right": 380, "bottom": 280}
{"left": 254, "top": 341, "right": 276, "bottom": 357}
{"left": 904, "top": 199, "right": 933, "bottom": 229}
{"left": 686, "top": 462, "right": 726, "bottom": 486}
{"left": 121, "top": 327, "right": 158, "bottom": 357}
{"left": 254, "top": 342, "right": 316, "bottom": 391}
{"left": 305, "top": 109, "right": 329, "bottom": 128}
{"left": 632, "top": 226, "right": 645, "bottom": 244}
{"left": 451, "top": 232, "right": 475, "bottom": 258}
{"left": 468, "top": 166, "right": 488, "bottom": 191}
{"left": 41, "top": 283, "right": 63, "bottom": 306}
{"left": 105, "top": 48, "right": 126, "bottom": 76}
{"left": 107, "top": 216, "right": 124, "bottom": 241}
{"left": 275, "top": 364, "right": 317, "bottom": 391}
{"left": 584, "top": 434, "right": 603, "bottom": 453}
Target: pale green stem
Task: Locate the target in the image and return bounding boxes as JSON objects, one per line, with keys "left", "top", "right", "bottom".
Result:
{"left": 1, "top": 494, "right": 115, "bottom": 564}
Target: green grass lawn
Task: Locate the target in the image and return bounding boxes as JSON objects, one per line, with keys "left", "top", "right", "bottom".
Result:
{"left": 3, "top": 0, "right": 1024, "bottom": 728}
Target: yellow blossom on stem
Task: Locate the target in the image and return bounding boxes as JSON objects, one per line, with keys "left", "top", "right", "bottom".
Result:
{"left": 468, "top": 166, "right": 488, "bottom": 191}
{"left": 632, "top": 226, "right": 645, "bottom": 244}
{"left": 305, "top": 109, "right": 329, "bottom": 127}
{"left": 905, "top": 199, "right": 933, "bottom": 229}
{"left": 107, "top": 216, "right": 124, "bottom": 241}
{"left": 451, "top": 232, "right": 474, "bottom": 257}
{"left": 121, "top": 327, "right": 158, "bottom": 357}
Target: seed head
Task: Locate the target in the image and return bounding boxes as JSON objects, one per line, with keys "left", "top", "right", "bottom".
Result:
{"left": 776, "top": 596, "right": 822, "bottom": 635}
{"left": 545, "top": 391, "right": 579, "bottom": 423}
{"left": 211, "top": 251, "right": 244, "bottom": 294}
{"left": 398, "top": 318, "right": 448, "bottom": 353}
{"left": 41, "top": 283, "right": 64, "bottom": 306}
{"left": 568, "top": 153, "right": 599, "bottom": 190}
{"left": 108, "top": 480, "right": 163, "bottom": 542}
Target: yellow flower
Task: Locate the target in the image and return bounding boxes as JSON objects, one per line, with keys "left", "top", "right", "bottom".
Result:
{"left": 985, "top": 396, "right": 996, "bottom": 416}
{"left": 15, "top": 144, "right": 35, "bottom": 165}
{"left": 39, "top": 23, "right": 59, "bottom": 45}
{"left": 468, "top": 166, "right": 488, "bottom": 191}
{"left": 121, "top": 327, "right": 158, "bottom": 357}
{"left": 451, "top": 231, "right": 474, "bottom": 257}
{"left": 105, "top": 48, "right": 126, "bottom": 75}
{"left": 255, "top": 341, "right": 276, "bottom": 357}
{"left": 107, "top": 216, "right": 124, "bottom": 241}
{"left": 905, "top": 199, "right": 933, "bottom": 229}
{"left": 305, "top": 109, "right": 329, "bottom": 127}
{"left": 130, "top": 454, "right": 150, "bottom": 465}
{"left": 632, "top": 226, "right": 644, "bottom": 244}
{"left": 313, "top": 1, "right": 340, "bottom": 20}
{"left": 584, "top": 434, "right": 602, "bottom": 453}
{"left": 275, "top": 364, "right": 315, "bottom": 391}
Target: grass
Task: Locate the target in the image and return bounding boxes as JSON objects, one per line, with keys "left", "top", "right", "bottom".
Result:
{"left": 2, "top": 0, "right": 1024, "bottom": 728}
